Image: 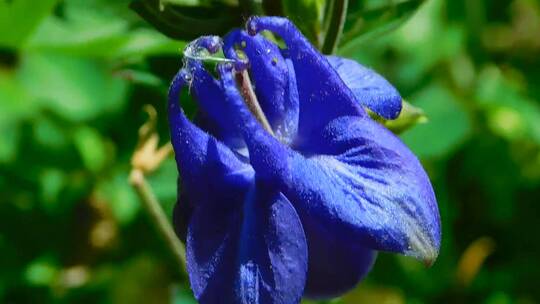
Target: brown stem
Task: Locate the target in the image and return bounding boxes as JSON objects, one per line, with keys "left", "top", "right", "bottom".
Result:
{"left": 236, "top": 70, "right": 275, "bottom": 136}
{"left": 129, "top": 169, "right": 186, "bottom": 276}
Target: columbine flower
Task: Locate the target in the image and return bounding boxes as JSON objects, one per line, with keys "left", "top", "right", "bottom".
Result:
{"left": 168, "top": 16, "right": 440, "bottom": 304}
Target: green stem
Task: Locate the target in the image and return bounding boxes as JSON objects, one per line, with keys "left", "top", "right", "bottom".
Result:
{"left": 262, "top": 0, "right": 283, "bottom": 16}
{"left": 322, "top": 0, "right": 349, "bottom": 54}
{"left": 130, "top": 169, "right": 186, "bottom": 277}
{"left": 239, "top": 0, "right": 260, "bottom": 17}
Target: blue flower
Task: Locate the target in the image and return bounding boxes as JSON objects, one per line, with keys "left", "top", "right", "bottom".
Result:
{"left": 168, "top": 16, "right": 440, "bottom": 304}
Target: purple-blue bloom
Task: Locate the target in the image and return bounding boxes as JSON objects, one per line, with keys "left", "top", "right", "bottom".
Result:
{"left": 168, "top": 16, "right": 441, "bottom": 304}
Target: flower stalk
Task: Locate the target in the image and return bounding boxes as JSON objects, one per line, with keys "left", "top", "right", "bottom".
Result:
{"left": 322, "top": 0, "right": 349, "bottom": 54}
{"left": 129, "top": 169, "right": 186, "bottom": 276}
{"left": 130, "top": 105, "right": 186, "bottom": 277}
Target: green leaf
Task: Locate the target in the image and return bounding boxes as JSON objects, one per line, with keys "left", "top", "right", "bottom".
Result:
{"left": 26, "top": 12, "right": 130, "bottom": 57}
{"left": 26, "top": 6, "right": 184, "bottom": 58}
{"left": 33, "top": 116, "right": 70, "bottom": 150}
{"left": 130, "top": 0, "right": 243, "bottom": 40}
{"left": 0, "top": 0, "right": 59, "bottom": 48}
{"left": 476, "top": 65, "right": 540, "bottom": 145}
{"left": 16, "top": 53, "right": 128, "bottom": 122}
{"left": 113, "top": 29, "right": 185, "bottom": 58}
{"left": 96, "top": 168, "right": 140, "bottom": 225}
{"left": 400, "top": 84, "right": 471, "bottom": 159}
{"left": 388, "top": 0, "right": 465, "bottom": 87}
{"left": 172, "top": 285, "right": 197, "bottom": 304}
{"left": 282, "top": 0, "right": 326, "bottom": 47}
{"left": 73, "top": 127, "right": 109, "bottom": 173}
{"left": 147, "top": 158, "right": 178, "bottom": 215}
{"left": 24, "top": 255, "right": 59, "bottom": 286}
{"left": 0, "top": 72, "right": 34, "bottom": 163}
{"left": 338, "top": 0, "right": 425, "bottom": 56}
{"left": 39, "top": 168, "right": 66, "bottom": 212}
{"left": 0, "top": 120, "right": 19, "bottom": 164}
{"left": 0, "top": 72, "right": 35, "bottom": 120}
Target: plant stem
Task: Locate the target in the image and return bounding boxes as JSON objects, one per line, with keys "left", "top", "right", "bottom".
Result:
{"left": 322, "top": 0, "right": 349, "bottom": 54}
{"left": 262, "top": 0, "right": 283, "bottom": 16}
{"left": 236, "top": 70, "right": 275, "bottom": 136}
{"left": 239, "top": 0, "right": 260, "bottom": 17}
{"left": 130, "top": 169, "right": 186, "bottom": 276}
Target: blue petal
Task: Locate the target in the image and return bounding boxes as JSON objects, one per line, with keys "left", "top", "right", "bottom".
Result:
{"left": 181, "top": 36, "right": 246, "bottom": 149}
{"left": 300, "top": 214, "right": 377, "bottom": 298}
{"left": 223, "top": 30, "right": 299, "bottom": 144}
{"left": 288, "top": 115, "right": 441, "bottom": 263}
{"left": 216, "top": 62, "right": 438, "bottom": 295}
{"left": 188, "top": 60, "right": 245, "bottom": 149}
{"left": 168, "top": 69, "right": 253, "bottom": 202}
{"left": 219, "top": 82, "right": 440, "bottom": 262}
{"left": 217, "top": 64, "right": 291, "bottom": 185}
{"left": 246, "top": 17, "right": 366, "bottom": 138}
{"left": 186, "top": 184, "right": 307, "bottom": 304}
{"left": 327, "top": 56, "right": 402, "bottom": 119}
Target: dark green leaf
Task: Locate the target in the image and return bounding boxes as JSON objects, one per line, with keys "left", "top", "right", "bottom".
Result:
{"left": 338, "top": 0, "right": 425, "bottom": 56}
{"left": 130, "top": 0, "right": 243, "bottom": 40}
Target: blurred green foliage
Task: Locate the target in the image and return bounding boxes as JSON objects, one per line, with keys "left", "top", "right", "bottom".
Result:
{"left": 1, "top": 0, "right": 539, "bottom": 303}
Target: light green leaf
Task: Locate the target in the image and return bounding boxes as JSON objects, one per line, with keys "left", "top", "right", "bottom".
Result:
{"left": 172, "top": 285, "right": 197, "bottom": 304}
{"left": 338, "top": 0, "right": 425, "bottom": 56}
{"left": 27, "top": 8, "right": 183, "bottom": 58}
{"left": 26, "top": 14, "right": 129, "bottom": 57}
{"left": 0, "top": 0, "right": 59, "bottom": 48}
{"left": 283, "top": 0, "right": 326, "bottom": 47}
{"left": 0, "top": 73, "right": 33, "bottom": 163}
{"left": 0, "top": 121, "right": 19, "bottom": 164}
{"left": 25, "top": 255, "right": 59, "bottom": 286}
{"left": 16, "top": 53, "right": 128, "bottom": 122}
{"left": 476, "top": 65, "right": 540, "bottom": 144}
{"left": 376, "top": 100, "right": 427, "bottom": 134}
{"left": 39, "top": 168, "right": 66, "bottom": 212}
{"left": 73, "top": 127, "right": 109, "bottom": 173}
{"left": 0, "top": 72, "right": 35, "bottom": 120}
{"left": 96, "top": 168, "right": 140, "bottom": 225}
{"left": 147, "top": 157, "right": 178, "bottom": 215}
{"left": 400, "top": 84, "right": 471, "bottom": 159}
{"left": 114, "top": 29, "right": 185, "bottom": 58}
{"left": 33, "top": 116, "right": 69, "bottom": 149}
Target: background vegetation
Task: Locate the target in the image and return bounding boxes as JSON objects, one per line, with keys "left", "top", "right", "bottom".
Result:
{"left": 1, "top": 0, "right": 539, "bottom": 303}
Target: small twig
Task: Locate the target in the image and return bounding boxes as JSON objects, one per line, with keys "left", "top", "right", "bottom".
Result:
{"left": 130, "top": 169, "right": 186, "bottom": 276}
{"left": 322, "top": 0, "right": 349, "bottom": 54}
{"left": 129, "top": 104, "right": 186, "bottom": 277}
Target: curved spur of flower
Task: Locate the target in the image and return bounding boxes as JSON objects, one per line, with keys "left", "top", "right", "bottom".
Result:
{"left": 169, "top": 18, "right": 441, "bottom": 303}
